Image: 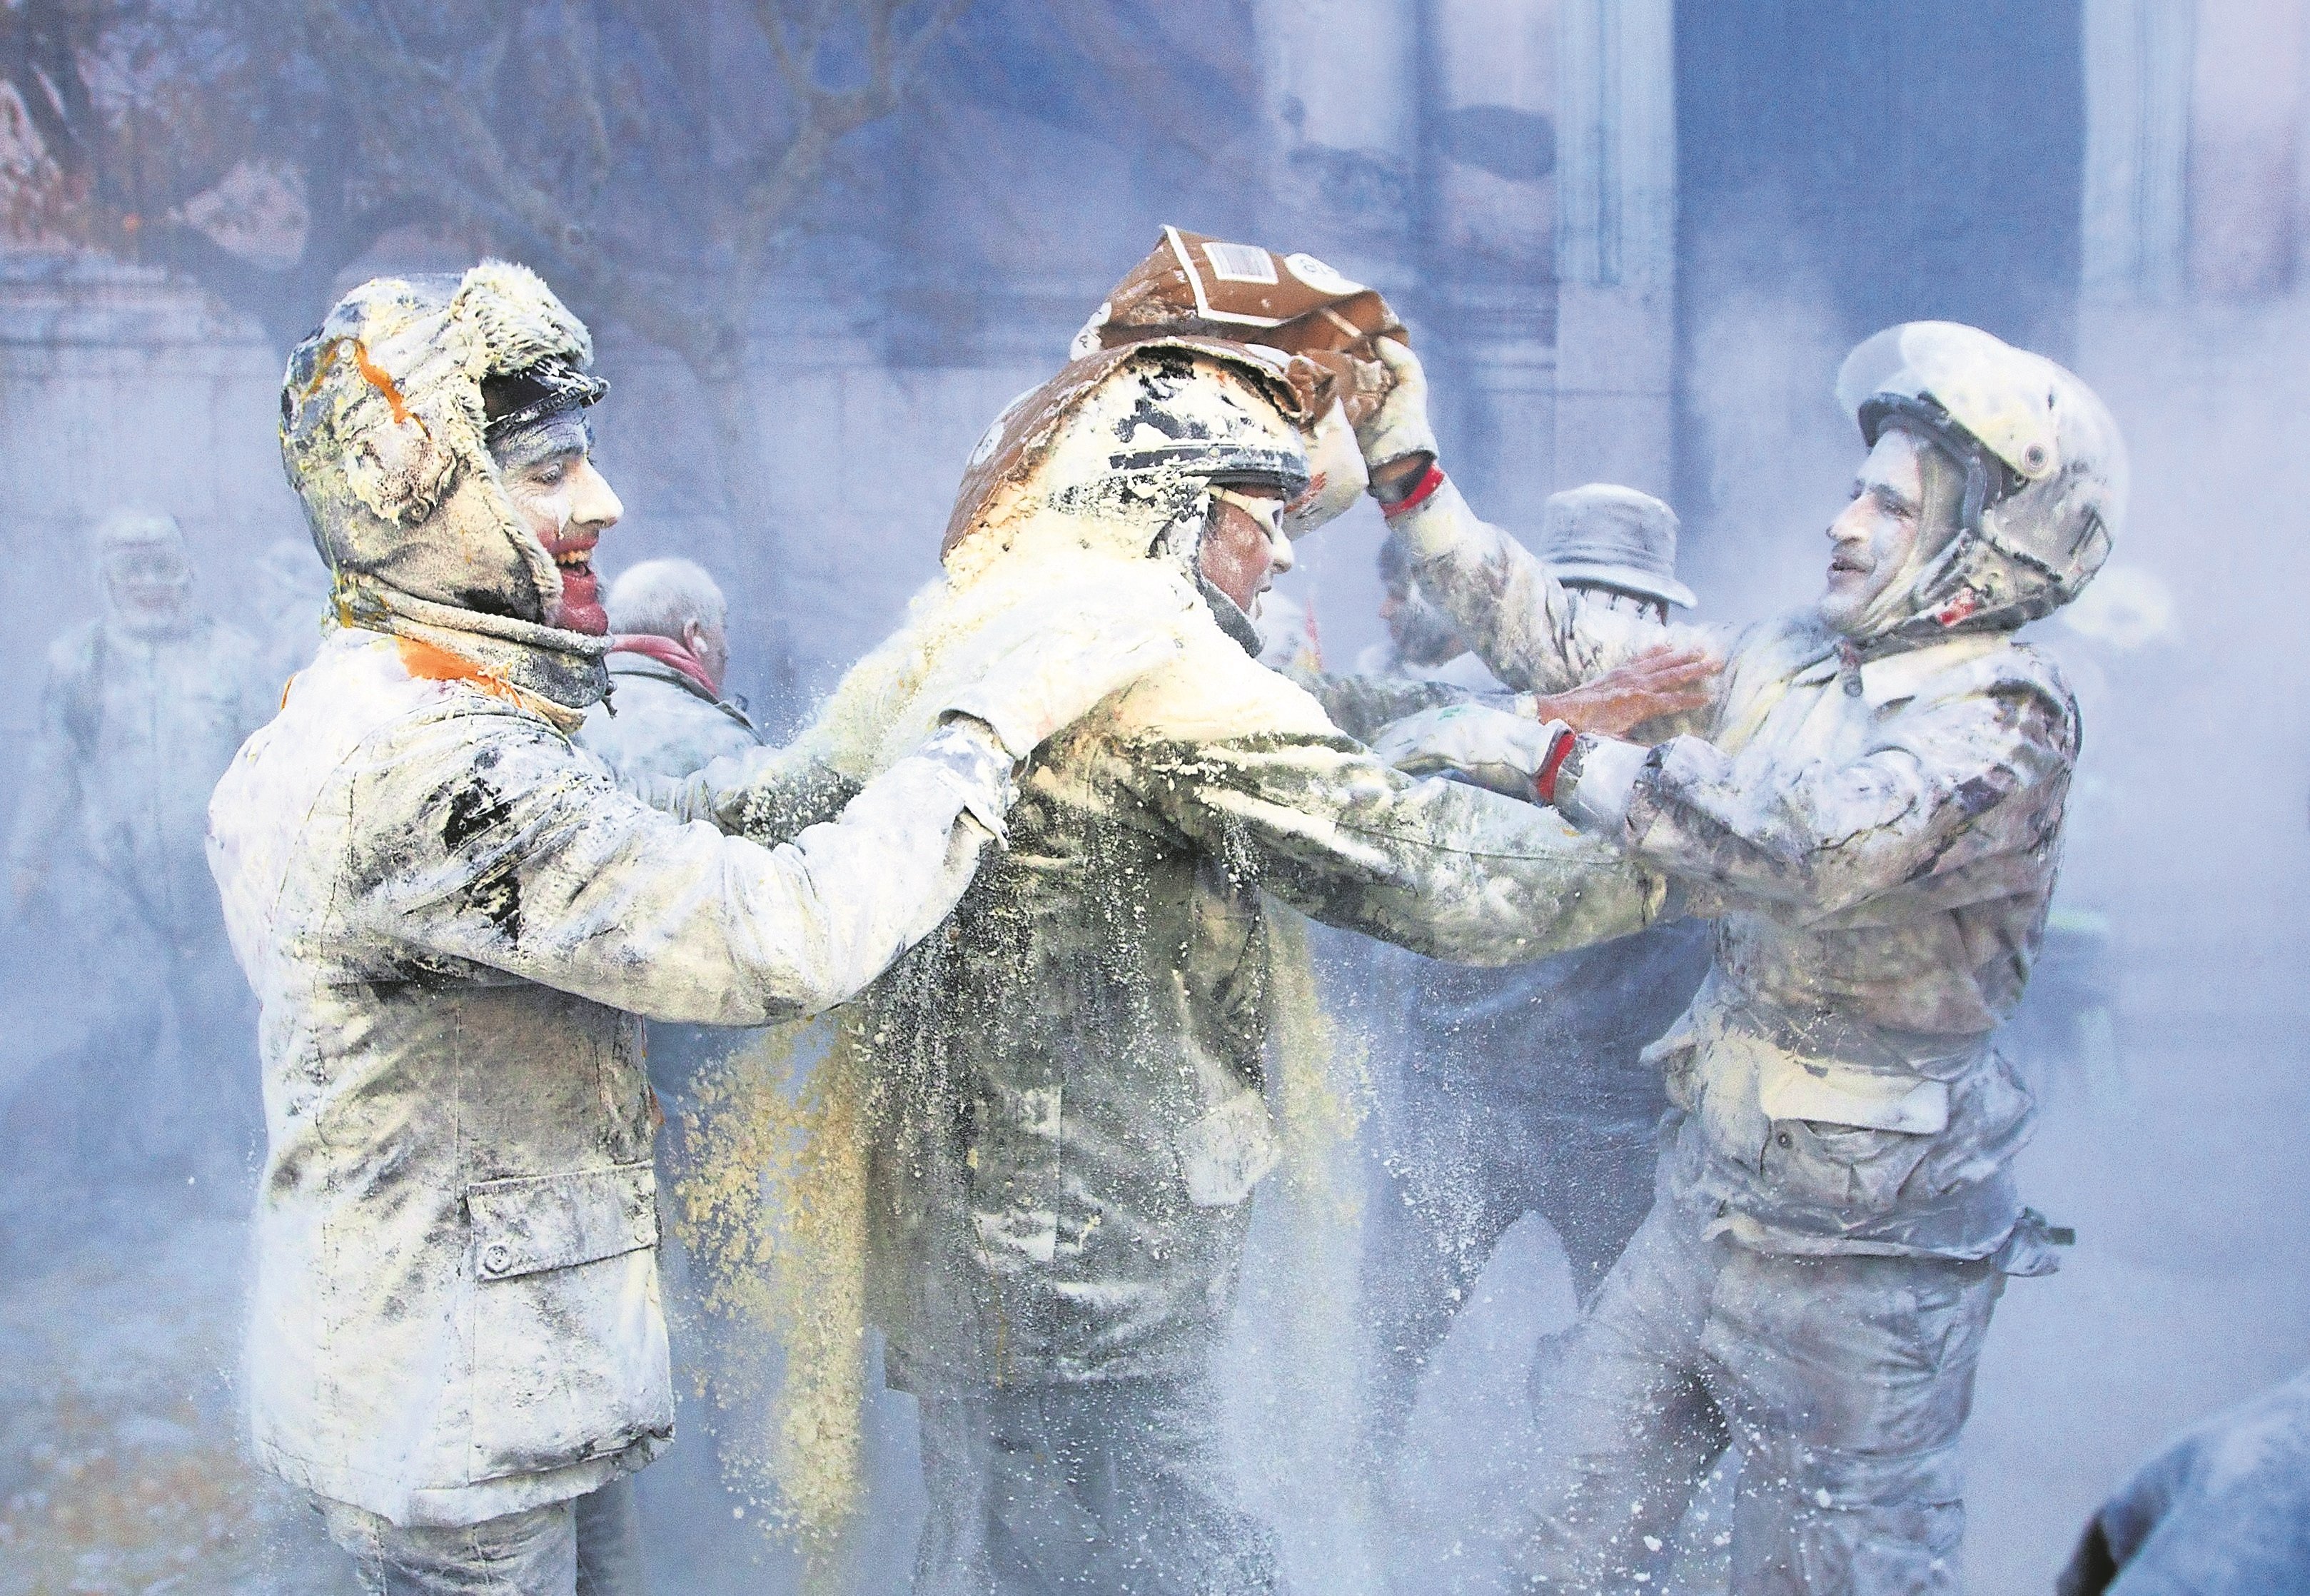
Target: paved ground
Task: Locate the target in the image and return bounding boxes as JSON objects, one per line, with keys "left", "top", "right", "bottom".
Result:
{"left": 4, "top": 978, "right": 2301, "bottom": 1595}
{"left": 0, "top": 1188, "right": 356, "bottom": 1596}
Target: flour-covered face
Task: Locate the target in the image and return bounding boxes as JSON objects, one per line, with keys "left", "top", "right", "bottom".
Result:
{"left": 104, "top": 543, "right": 193, "bottom": 625}
{"left": 1200, "top": 486, "right": 1293, "bottom": 615}
{"left": 1820, "top": 428, "right": 1928, "bottom": 634}
{"left": 492, "top": 413, "right": 623, "bottom": 635}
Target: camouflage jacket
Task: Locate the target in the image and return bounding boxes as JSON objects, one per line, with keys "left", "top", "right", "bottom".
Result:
{"left": 756, "top": 600, "right": 1666, "bottom": 1389}
{"left": 859, "top": 605, "right": 1653, "bottom": 1395}
{"left": 1398, "top": 480, "right": 2077, "bottom": 1262}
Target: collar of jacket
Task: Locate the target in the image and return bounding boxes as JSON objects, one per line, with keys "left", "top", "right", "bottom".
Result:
{"left": 609, "top": 633, "right": 720, "bottom": 701}
{"left": 1788, "top": 629, "right": 2004, "bottom": 708}
{"left": 605, "top": 650, "right": 757, "bottom": 729}
{"left": 1196, "top": 574, "right": 1264, "bottom": 657}
{"left": 334, "top": 573, "right": 610, "bottom": 729}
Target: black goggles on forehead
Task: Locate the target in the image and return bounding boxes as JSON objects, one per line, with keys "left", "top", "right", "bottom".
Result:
{"left": 482, "top": 358, "right": 609, "bottom": 443}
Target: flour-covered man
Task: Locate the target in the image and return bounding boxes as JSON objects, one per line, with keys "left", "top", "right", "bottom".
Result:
{"left": 206, "top": 262, "right": 1184, "bottom": 1595}
{"left": 1369, "top": 322, "right": 2123, "bottom": 1593}
{"left": 728, "top": 329, "right": 1706, "bottom": 1596}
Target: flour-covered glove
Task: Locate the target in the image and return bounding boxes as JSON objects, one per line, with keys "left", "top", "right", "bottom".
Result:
{"left": 1371, "top": 703, "right": 1573, "bottom": 801}
{"left": 941, "top": 597, "right": 1186, "bottom": 763}
{"left": 1553, "top": 734, "right": 1651, "bottom": 837}
{"left": 1354, "top": 337, "right": 1438, "bottom": 479}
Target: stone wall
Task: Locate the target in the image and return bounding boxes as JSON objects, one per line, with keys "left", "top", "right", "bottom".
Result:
{"left": 0, "top": 252, "right": 300, "bottom": 744}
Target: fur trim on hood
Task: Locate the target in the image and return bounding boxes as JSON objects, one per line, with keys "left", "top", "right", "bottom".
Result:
{"left": 280, "top": 261, "right": 610, "bottom": 716}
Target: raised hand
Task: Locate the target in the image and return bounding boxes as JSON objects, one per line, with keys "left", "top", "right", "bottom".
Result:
{"left": 1533, "top": 646, "right": 1719, "bottom": 738}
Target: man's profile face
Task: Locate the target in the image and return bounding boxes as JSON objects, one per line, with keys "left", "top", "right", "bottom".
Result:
{"left": 1199, "top": 486, "right": 1293, "bottom": 616}
{"left": 495, "top": 415, "right": 624, "bottom": 635}
{"left": 1820, "top": 427, "right": 1928, "bottom": 633}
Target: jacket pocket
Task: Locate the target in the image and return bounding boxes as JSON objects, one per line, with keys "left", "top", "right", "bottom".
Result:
{"left": 468, "top": 1163, "right": 659, "bottom": 1281}
{"left": 1731, "top": 1043, "right": 1946, "bottom": 1218}
{"left": 464, "top": 1162, "right": 671, "bottom": 1484}
{"left": 1761, "top": 1119, "right": 1936, "bottom": 1215}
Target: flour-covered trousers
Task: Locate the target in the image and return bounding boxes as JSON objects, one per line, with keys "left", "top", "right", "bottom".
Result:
{"left": 317, "top": 1477, "right": 647, "bottom": 1595}
{"left": 909, "top": 1375, "right": 1278, "bottom": 1596}
{"left": 1510, "top": 1182, "right": 2002, "bottom": 1595}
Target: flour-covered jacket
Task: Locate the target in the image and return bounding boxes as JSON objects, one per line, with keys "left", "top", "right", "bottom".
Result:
{"left": 828, "top": 598, "right": 1668, "bottom": 1390}
{"left": 8, "top": 612, "right": 271, "bottom": 942}
{"left": 576, "top": 652, "right": 760, "bottom": 784}
{"left": 1398, "top": 480, "right": 2076, "bottom": 1262}
{"left": 207, "top": 625, "right": 1005, "bottom": 1526}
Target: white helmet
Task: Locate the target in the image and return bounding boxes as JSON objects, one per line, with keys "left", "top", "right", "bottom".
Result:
{"left": 1836, "top": 321, "right": 2126, "bottom": 633}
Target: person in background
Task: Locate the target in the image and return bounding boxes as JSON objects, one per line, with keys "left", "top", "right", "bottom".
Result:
{"left": 1333, "top": 485, "right": 1716, "bottom": 1508}
{"left": 8, "top": 507, "right": 270, "bottom": 1188}
{"left": 579, "top": 557, "right": 760, "bottom": 783}
{"left": 1362, "top": 535, "right": 1506, "bottom": 688}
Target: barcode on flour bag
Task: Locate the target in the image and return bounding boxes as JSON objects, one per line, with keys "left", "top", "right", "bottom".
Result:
{"left": 1201, "top": 241, "right": 1278, "bottom": 285}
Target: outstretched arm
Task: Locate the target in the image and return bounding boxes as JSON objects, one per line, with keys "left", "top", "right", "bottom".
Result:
{"left": 365, "top": 603, "right": 1191, "bottom": 1021}
{"left": 1388, "top": 474, "right": 1720, "bottom": 708}
{"left": 358, "top": 712, "right": 1013, "bottom": 1025}
{"left": 637, "top": 740, "right": 862, "bottom": 847}
{"left": 1574, "top": 672, "right": 2076, "bottom": 924}
{"left": 1119, "top": 662, "right": 1669, "bottom": 968}
{"left": 1358, "top": 338, "right": 1725, "bottom": 720}
{"left": 1306, "top": 648, "right": 1715, "bottom": 747}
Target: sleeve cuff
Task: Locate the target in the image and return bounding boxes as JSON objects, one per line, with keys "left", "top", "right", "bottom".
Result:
{"left": 1558, "top": 734, "right": 1650, "bottom": 838}
{"left": 1384, "top": 473, "right": 1478, "bottom": 560}
{"left": 912, "top": 718, "right": 1019, "bottom": 844}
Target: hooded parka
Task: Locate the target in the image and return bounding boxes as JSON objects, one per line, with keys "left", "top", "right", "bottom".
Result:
{"left": 207, "top": 263, "right": 1022, "bottom": 1527}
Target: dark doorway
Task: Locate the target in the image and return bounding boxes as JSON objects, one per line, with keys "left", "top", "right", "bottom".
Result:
{"left": 1672, "top": 0, "right": 2084, "bottom": 582}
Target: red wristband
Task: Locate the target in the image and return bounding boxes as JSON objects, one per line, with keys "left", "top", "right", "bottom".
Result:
{"left": 1533, "top": 727, "right": 1578, "bottom": 807}
{"left": 1380, "top": 461, "right": 1446, "bottom": 520}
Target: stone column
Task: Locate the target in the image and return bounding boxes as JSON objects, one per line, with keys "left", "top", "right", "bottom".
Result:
{"left": 1419, "top": 0, "right": 1560, "bottom": 522}
{"left": 2184, "top": 0, "right": 2309, "bottom": 298}
{"left": 1552, "top": 0, "right": 1675, "bottom": 498}
{"left": 1257, "top": 0, "right": 1421, "bottom": 286}
{"left": 2082, "top": 0, "right": 2196, "bottom": 304}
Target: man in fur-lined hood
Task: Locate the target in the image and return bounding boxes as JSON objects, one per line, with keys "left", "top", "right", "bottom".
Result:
{"left": 208, "top": 261, "right": 1184, "bottom": 1593}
